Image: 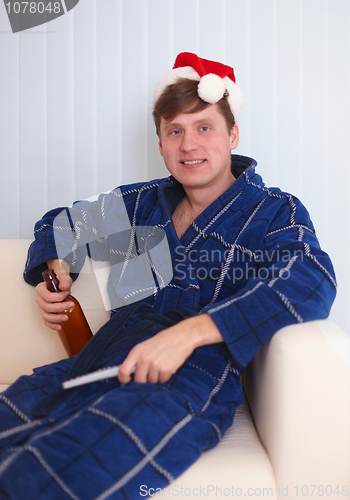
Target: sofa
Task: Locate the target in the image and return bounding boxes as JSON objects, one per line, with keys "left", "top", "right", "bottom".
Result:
{"left": 1, "top": 238, "right": 349, "bottom": 499}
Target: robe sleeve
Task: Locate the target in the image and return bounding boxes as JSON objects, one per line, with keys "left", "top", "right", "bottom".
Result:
{"left": 24, "top": 188, "right": 136, "bottom": 287}
{"left": 202, "top": 197, "right": 337, "bottom": 368}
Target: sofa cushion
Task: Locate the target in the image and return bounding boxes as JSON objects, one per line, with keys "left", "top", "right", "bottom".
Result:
{"left": 162, "top": 397, "right": 277, "bottom": 499}
{"left": 0, "top": 240, "right": 109, "bottom": 385}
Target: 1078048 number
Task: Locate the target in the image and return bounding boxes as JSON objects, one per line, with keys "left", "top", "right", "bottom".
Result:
{"left": 294, "top": 485, "right": 348, "bottom": 496}
{"left": 5, "top": 2, "right": 61, "bottom": 14}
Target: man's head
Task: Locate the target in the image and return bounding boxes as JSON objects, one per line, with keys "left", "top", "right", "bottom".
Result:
{"left": 152, "top": 52, "right": 243, "bottom": 138}
{"left": 153, "top": 78, "right": 235, "bottom": 138}
{"left": 152, "top": 53, "right": 242, "bottom": 194}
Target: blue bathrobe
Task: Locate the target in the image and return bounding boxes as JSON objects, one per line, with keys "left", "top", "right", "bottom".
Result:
{"left": 0, "top": 155, "right": 336, "bottom": 499}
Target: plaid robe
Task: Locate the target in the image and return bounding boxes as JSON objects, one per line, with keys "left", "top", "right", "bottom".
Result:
{"left": 0, "top": 304, "right": 242, "bottom": 499}
{"left": 0, "top": 155, "right": 336, "bottom": 498}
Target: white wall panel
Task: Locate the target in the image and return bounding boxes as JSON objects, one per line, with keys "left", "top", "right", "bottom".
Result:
{"left": 300, "top": 0, "right": 329, "bottom": 249}
{"left": 95, "top": 0, "right": 122, "bottom": 195}
{"left": 0, "top": 0, "right": 349, "bottom": 335}
{"left": 73, "top": 0, "right": 97, "bottom": 200}
{"left": 198, "top": 0, "right": 226, "bottom": 60}
{"left": 121, "top": 0, "right": 148, "bottom": 185}
{"left": 147, "top": 0, "right": 174, "bottom": 180}
{"left": 46, "top": 10, "right": 75, "bottom": 209}
{"left": 18, "top": 35, "right": 48, "bottom": 237}
{"left": 249, "top": 0, "right": 278, "bottom": 186}
{"left": 224, "top": 0, "right": 252, "bottom": 154}
{"left": 275, "top": 0, "right": 303, "bottom": 197}
{"left": 0, "top": 20, "right": 20, "bottom": 237}
{"left": 327, "top": 0, "right": 350, "bottom": 336}
{"left": 173, "top": 0, "right": 199, "bottom": 56}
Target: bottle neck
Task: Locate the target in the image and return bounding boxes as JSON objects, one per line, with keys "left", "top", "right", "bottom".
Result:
{"left": 42, "top": 269, "right": 61, "bottom": 293}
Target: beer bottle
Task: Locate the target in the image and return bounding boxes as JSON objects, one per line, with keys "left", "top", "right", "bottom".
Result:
{"left": 42, "top": 269, "right": 93, "bottom": 357}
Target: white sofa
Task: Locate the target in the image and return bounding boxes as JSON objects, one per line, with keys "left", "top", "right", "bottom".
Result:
{"left": 1, "top": 239, "right": 349, "bottom": 499}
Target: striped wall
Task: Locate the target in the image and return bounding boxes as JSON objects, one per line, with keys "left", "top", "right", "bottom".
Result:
{"left": 0, "top": 0, "right": 349, "bottom": 334}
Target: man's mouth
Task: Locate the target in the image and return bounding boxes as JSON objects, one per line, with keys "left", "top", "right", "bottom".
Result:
{"left": 181, "top": 160, "right": 206, "bottom": 165}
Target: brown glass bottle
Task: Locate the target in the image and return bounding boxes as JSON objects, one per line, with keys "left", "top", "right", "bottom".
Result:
{"left": 42, "top": 269, "right": 93, "bottom": 357}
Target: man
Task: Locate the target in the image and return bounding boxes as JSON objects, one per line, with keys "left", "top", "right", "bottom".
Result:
{"left": 0, "top": 53, "right": 336, "bottom": 499}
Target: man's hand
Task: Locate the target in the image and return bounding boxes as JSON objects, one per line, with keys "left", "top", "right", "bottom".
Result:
{"left": 35, "top": 259, "right": 74, "bottom": 331}
{"left": 118, "top": 313, "right": 224, "bottom": 385}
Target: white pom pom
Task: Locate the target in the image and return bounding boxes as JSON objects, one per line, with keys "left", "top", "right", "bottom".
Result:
{"left": 197, "top": 74, "right": 226, "bottom": 104}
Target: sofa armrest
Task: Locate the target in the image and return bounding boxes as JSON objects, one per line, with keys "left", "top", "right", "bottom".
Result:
{"left": 0, "top": 239, "right": 110, "bottom": 386}
{"left": 244, "top": 320, "right": 350, "bottom": 498}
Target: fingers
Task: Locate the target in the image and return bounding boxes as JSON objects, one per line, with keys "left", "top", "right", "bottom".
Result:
{"left": 98, "top": 314, "right": 220, "bottom": 385}
{"left": 46, "top": 259, "right": 72, "bottom": 292}
{"left": 54, "top": 272, "right": 72, "bottom": 292}
{"left": 129, "top": 355, "right": 172, "bottom": 385}
{"left": 117, "top": 332, "right": 185, "bottom": 385}
{"left": 116, "top": 315, "right": 221, "bottom": 385}
{"left": 35, "top": 274, "right": 74, "bottom": 331}
{"left": 117, "top": 350, "right": 139, "bottom": 385}
{"left": 118, "top": 352, "right": 173, "bottom": 385}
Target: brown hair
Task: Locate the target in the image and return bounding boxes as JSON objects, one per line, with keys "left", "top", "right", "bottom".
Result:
{"left": 152, "top": 78, "right": 235, "bottom": 137}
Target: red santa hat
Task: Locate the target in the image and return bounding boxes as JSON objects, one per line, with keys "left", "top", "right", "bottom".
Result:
{"left": 153, "top": 52, "right": 243, "bottom": 122}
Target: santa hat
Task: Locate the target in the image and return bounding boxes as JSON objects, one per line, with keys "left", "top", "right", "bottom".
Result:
{"left": 153, "top": 52, "right": 243, "bottom": 122}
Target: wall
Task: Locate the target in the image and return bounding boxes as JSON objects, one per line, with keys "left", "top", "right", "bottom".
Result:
{"left": 0, "top": 0, "right": 349, "bottom": 334}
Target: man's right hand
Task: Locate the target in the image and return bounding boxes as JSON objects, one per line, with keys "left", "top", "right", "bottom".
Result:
{"left": 35, "top": 259, "right": 74, "bottom": 331}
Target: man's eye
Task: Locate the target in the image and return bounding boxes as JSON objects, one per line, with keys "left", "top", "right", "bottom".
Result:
{"left": 200, "top": 126, "right": 209, "bottom": 132}
{"left": 171, "top": 130, "right": 181, "bottom": 135}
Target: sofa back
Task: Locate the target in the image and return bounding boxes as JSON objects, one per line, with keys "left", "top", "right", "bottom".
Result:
{"left": 0, "top": 239, "right": 110, "bottom": 385}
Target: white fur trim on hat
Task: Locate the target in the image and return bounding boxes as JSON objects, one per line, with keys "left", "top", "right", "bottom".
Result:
{"left": 223, "top": 76, "right": 243, "bottom": 123}
{"left": 153, "top": 67, "right": 200, "bottom": 106}
{"left": 153, "top": 65, "right": 243, "bottom": 122}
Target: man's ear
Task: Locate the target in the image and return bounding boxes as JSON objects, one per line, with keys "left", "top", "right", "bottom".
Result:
{"left": 230, "top": 124, "right": 239, "bottom": 150}
{"left": 158, "top": 137, "right": 164, "bottom": 157}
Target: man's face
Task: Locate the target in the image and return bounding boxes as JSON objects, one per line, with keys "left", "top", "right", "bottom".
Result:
{"left": 158, "top": 104, "right": 239, "bottom": 193}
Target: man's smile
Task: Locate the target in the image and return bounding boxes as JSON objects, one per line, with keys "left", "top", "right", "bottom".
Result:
{"left": 181, "top": 159, "right": 206, "bottom": 165}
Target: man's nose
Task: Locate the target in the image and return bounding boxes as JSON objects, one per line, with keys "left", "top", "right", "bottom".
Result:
{"left": 180, "top": 131, "right": 198, "bottom": 152}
